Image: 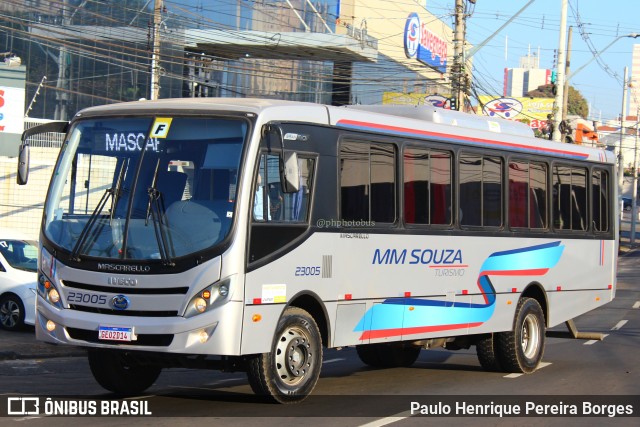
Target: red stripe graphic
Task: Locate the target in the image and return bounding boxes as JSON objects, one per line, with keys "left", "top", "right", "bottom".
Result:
{"left": 359, "top": 322, "right": 483, "bottom": 340}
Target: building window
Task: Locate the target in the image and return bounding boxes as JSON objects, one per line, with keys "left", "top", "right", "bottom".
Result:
{"left": 340, "top": 141, "right": 396, "bottom": 223}
{"left": 459, "top": 153, "right": 503, "bottom": 227}
{"left": 508, "top": 160, "right": 547, "bottom": 229}
{"left": 403, "top": 147, "right": 452, "bottom": 225}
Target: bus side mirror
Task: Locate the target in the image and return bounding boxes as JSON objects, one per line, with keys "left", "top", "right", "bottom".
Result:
{"left": 280, "top": 151, "right": 300, "bottom": 193}
{"left": 17, "top": 143, "right": 30, "bottom": 185}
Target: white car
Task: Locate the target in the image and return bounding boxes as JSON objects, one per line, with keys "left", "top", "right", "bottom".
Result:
{"left": 0, "top": 230, "right": 38, "bottom": 331}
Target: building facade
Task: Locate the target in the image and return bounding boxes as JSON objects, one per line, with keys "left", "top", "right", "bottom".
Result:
{"left": 0, "top": 0, "right": 456, "bottom": 119}
{"left": 0, "top": 0, "right": 456, "bottom": 236}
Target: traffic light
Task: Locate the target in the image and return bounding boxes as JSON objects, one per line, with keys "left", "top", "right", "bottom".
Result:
{"left": 449, "top": 97, "right": 457, "bottom": 111}
{"left": 550, "top": 70, "right": 557, "bottom": 84}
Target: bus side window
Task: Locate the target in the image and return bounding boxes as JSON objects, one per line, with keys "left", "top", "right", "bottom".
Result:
{"left": 404, "top": 147, "right": 452, "bottom": 226}
{"left": 253, "top": 154, "right": 314, "bottom": 223}
{"left": 553, "top": 165, "right": 587, "bottom": 231}
{"left": 592, "top": 169, "right": 609, "bottom": 232}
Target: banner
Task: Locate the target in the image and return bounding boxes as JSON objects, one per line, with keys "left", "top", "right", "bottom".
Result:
{"left": 0, "top": 86, "right": 26, "bottom": 134}
{"left": 477, "top": 96, "right": 554, "bottom": 130}
{"left": 383, "top": 92, "right": 451, "bottom": 108}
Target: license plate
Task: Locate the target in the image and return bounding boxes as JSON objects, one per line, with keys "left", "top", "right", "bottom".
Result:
{"left": 98, "top": 326, "right": 136, "bottom": 342}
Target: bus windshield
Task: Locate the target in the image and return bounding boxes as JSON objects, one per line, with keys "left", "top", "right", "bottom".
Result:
{"left": 43, "top": 116, "right": 248, "bottom": 261}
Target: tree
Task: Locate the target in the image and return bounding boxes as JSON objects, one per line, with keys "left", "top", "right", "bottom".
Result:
{"left": 566, "top": 86, "right": 588, "bottom": 117}
{"left": 525, "top": 84, "right": 589, "bottom": 118}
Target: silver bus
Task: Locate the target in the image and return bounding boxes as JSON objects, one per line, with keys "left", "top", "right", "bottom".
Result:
{"left": 20, "top": 99, "right": 618, "bottom": 403}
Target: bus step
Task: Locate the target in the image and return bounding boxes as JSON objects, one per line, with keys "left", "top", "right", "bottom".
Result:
{"left": 545, "top": 319, "right": 605, "bottom": 340}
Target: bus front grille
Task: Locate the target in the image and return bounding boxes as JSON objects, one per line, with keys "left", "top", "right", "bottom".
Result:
{"left": 69, "top": 304, "right": 178, "bottom": 317}
{"left": 67, "top": 327, "right": 174, "bottom": 346}
{"left": 63, "top": 281, "right": 189, "bottom": 295}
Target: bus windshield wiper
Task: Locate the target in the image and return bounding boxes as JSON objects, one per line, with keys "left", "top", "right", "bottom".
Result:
{"left": 146, "top": 187, "right": 176, "bottom": 266}
{"left": 109, "top": 160, "right": 127, "bottom": 222}
{"left": 145, "top": 160, "right": 175, "bottom": 266}
{"left": 70, "top": 187, "right": 114, "bottom": 261}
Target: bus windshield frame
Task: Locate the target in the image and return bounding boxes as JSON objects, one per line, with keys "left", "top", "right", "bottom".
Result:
{"left": 42, "top": 115, "right": 250, "bottom": 266}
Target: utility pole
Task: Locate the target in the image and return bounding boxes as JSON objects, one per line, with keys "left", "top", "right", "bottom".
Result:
{"left": 561, "top": 26, "right": 573, "bottom": 143}
{"left": 620, "top": 66, "right": 629, "bottom": 192}
{"left": 150, "top": 0, "right": 162, "bottom": 100}
{"left": 552, "top": 0, "right": 568, "bottom": 142}
{"left": 452, "top": 0, "right": 465, "bottom": 111}
{"left": 631, "top": 106, "right": 638, "bottom": 245}
{"left": 55, "top": 0, "right": 71, "bottom": 121}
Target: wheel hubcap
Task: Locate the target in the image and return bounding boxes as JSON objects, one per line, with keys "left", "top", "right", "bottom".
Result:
{"left": 521, "top": 313, "right": 540, "bottom": 359}
{"left": 0, "top": 300, "right": 20, "bottom": 328}
{"left": 275, "top": 326, "right": 313, "bottom": 385}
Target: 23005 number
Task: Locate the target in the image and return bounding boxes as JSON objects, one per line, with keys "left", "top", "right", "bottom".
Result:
{"left": 67, "top": 291, "right": 108, "bottom": 305}
{"left": 295, "top": 266, "right": 321, "bottom": 276}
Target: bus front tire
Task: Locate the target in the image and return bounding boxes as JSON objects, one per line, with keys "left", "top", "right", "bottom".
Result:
{"left": 246, "top": 307, "right": 322, "bottom": 404}
{"left": 356, "top": 343, "right": 421, "bottom": 368}
{"left": 87, "top": 349, "right": 161, "bottom": 395}
{"left": 495, "top": 297, "right": 546, "bottom": 373}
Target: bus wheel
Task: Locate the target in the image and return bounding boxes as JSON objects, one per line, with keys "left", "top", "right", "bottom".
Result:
{"left": 356, "top": 343, "right": 420, "bottom": 368}
{"left": 475, "top": 333, "right": 503, "bottom": 371}
{"left": 379, "top": 343, "right": 421, "bottom": 367}
{"left": 356, "top": 344, "right": 383, "bottom": 367}
{"left": 246, "top": 307, "right": 322, "bottom": 403}
{"left": 88, "top": 349, "right": 161, "bottom": 395}
{"left": 496, "top": 298, "right": 545, "bottom": 373}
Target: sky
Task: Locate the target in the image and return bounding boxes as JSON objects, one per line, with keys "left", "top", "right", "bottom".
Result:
{"left": 424, "top": 0, "right": 640, "bottom": 123}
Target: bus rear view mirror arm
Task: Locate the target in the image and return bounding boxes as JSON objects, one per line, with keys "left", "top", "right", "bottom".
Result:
{"left": 17, "top": 120, "right": 69, "bottom": 185}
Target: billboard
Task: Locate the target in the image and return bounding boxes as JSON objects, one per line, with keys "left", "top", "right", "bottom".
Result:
{"left": 383, "top": 92, "right": 451, "bottom": 108}
{"left": 0, "top": 86, "right": 25, "bottom": 134}
{"left": 477, "top": 96, "right": 554, "bottom": 130}
{"left": 403, "top": 13, "right": 448, "bottom": 73}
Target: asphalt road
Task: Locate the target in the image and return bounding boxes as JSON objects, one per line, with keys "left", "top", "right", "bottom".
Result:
{"left": 0, "top": 232, "right": 638, "bottom": 426}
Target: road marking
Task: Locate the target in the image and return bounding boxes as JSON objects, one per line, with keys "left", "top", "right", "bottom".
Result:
{"left": 504, "top": 373, "right": 522, "bottom": 378}
{"left": 167, "top": 385, "right": 218, "bottom": 391}
{"left": 504, "top": 362, "right": 551, "bottom": 378}
{"left": 611, "top": 320, "right": 628, "bottom": 330}
{"left": 584, "top": 333, "right": 609, "bottom": 345}
{"left": 205, "top": 378, "right": 242, "bottom": 386}
{"left": 122, "top": 395, "right": 153, "bottom": 400}
{"left": 358, "top": 410, "right": 413, "bottom": 427}
{"left": 633, "top": 301, "right": 640, "bottom": 309}
{"left": 323, "top": 358, "right": 345, "bottom": 364}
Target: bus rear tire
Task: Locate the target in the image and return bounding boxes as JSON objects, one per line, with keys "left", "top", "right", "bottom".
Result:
{"left": 356, "top": 343, "right": 421, "bottom": 368}
{"left": 475, "top": 333, "right": 503, "bottom": 371}
{"left": 246, "top": 307, "right": 322, "bottom": 403}
{"left": 495, "top": 298, "right": 545, "bottom": 373}
{"left": 87, "top": 349, "right": 161, "bottom": 395}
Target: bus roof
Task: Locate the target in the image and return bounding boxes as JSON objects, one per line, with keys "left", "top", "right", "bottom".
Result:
{"left": 75, "top": 98, "right": 614, "bottom": 164}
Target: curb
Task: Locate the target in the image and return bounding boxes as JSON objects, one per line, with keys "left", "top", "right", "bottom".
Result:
{"left": 0, "top": 348, "right": 86, "bottom": 361}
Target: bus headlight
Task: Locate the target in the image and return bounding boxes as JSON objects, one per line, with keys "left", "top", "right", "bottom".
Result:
{"left": 218, "top": 283, "right": 229, "bottom": 297}
{"left": 49, "top": 288, "right": 60, "bottom": 304}
{"left": 38, "top": 246, "right": 64, "bottom": 309}
{"left": 184, "top": 278, "right": 232, "bottom": 318}
{"left": 38, "top": 273, "right": 63, "bottom": 309}
{"left": 194, "top": 297, "right": 207, "bottom": 313}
